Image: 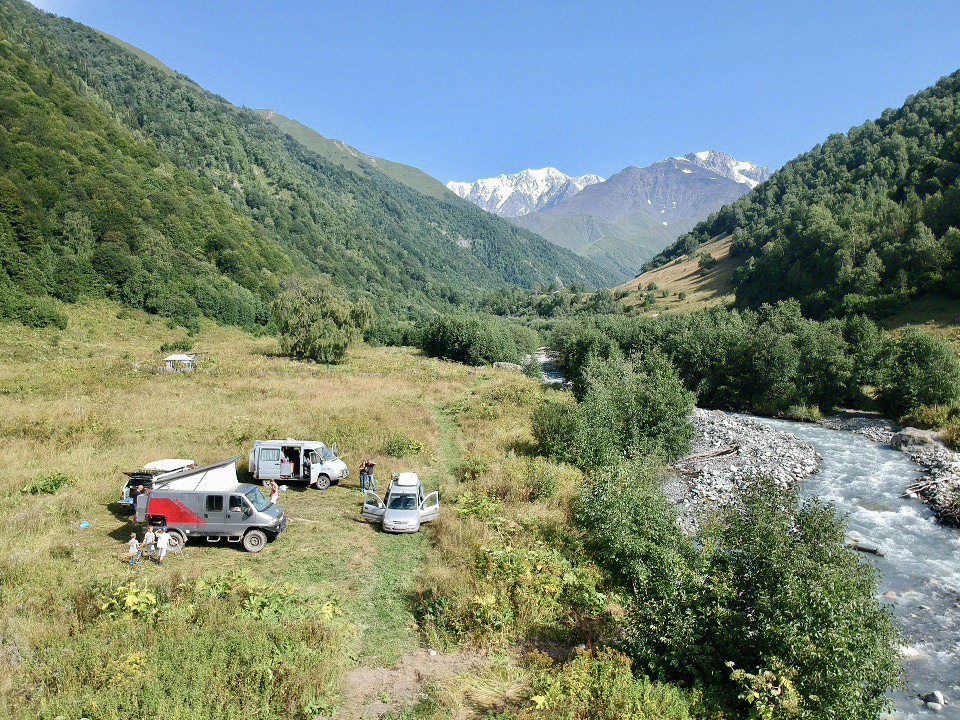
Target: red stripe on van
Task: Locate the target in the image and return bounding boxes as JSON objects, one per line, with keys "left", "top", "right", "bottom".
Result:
{"left": 146, "top": 497, "right": 205, "bottom": 525}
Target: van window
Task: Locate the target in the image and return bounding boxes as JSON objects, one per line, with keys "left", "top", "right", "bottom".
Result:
{"left": 205, "top": 495, "right": 223, "bottom": 512}
{"left": 260, "top": 448, "right": 281, "bottom": 461}
{"left": 229, "top": 495, "right": 246, "bottom": 513}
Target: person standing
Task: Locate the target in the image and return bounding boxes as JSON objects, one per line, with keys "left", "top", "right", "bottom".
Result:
{"left": 127, "top": 532, "right": 140, "bottom": 565}
{"left": 129, "top": 484, "right": 145, "bottom": 523}
{"left": 366, "top": 460, "right": 377, "bottom": 492}
{"left": 359, "top": 460, "right": 369, "bottom": 492}
{"left": 142, "top": 525, "right": 156, "bottom": 558}
{"left": 269, "top": 479, "right": 279, "bottom": 505}
{"left": 155, "top": 527, "right": 170, "bottom": 567}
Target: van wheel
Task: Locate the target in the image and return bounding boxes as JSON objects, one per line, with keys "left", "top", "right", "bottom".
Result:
{"left": 315, "top": 474, "right": 331, "bottom": 490}
{"left": 167, "top": 530, "right": 186, "bottom": 551}
{"left": 243, "top": 529, "right": 267, "bottom": 553}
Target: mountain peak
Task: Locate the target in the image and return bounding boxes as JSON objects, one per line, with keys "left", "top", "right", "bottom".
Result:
{"left": 681, "top": 150, "right": 772, "bottom": 188}
{"left": 447, "top": 168, "right": 604, "bottom": 217}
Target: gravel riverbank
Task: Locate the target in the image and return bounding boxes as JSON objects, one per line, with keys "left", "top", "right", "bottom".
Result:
{"left": 666, "top": 409, "right": 820, "bottom": 530}
{"left": 669, "top": 409, "right": 960, "bottom": 528}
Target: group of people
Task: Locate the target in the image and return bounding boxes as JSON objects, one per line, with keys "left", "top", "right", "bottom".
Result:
{"left": 359, "top": 459, "right": 377, "bottom": 491}
{"left": 126, "top": 525, "right": 172, "bottom": 566}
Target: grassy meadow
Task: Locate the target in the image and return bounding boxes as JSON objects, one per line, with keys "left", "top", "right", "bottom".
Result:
{"left": 0, "top": 301, "right": 573, "bottom": 719}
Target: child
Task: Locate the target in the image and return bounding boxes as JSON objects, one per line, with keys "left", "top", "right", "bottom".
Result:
{"left": 155, "top": 527, "right": 170, "bottom": 567}
{"left": 142, "top": 525, "right": 156, "bottom": 558}
{"left": 127, "top": 532, "right": 140, "bottom": 565}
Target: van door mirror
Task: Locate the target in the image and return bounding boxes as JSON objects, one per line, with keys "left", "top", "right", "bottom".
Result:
{"left": 243, "top": 504, "right": 253, "bottom": 517}
{"left": 331, "top": 442, "right": 339, "bottom": 457}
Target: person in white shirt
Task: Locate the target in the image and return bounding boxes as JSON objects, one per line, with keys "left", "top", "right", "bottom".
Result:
{"left": 155, "top": 528, "right": 171, "bottom": 566}
{"left": 141, "top": 526, "right": 156, "bottom": 558}
{"left": 127, "top": 533, "right": 140, "bottom": 565}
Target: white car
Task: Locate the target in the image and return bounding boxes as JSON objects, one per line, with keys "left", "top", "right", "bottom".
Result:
{"left": 362, "top": 472, "right": 439, "bottom": 533}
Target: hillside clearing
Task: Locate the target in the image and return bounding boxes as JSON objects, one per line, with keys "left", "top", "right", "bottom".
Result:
{"left": 617, "top": 235, "right": 736, "bottom": 314}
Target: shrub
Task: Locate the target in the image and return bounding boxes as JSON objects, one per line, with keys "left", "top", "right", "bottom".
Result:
{"left": 578, "top": 470, "right": 902, "bottom": 720}
{"left": 384, "top": 434, "right": 425, "bottom": 458}
{"left": 453, "top": 456, "right": 489, "bottom": 483}
{"left": 418, "top": 312, "right": 537, "bottom": 366}
{"left": 698, "top": 252, "right": 718, "bottom": 270}
{"left": 678, "top": 291, "right": 687, "bottom": 301}
{"left": 878, "top": 329, "right": 960, "bottom": 417}
{"left": 455, "top": 490, "right": 502, "bottom": 520}
{"left": 160, "top": 339, "right": 194, "bottom": 353}
{"left": 21, "top": 472, "right": 70, "bottom": 494}
{"left": 535, "top": 353, "right": 695, "bottom": 469}
{"left": 271, "top": 276, "right": 373, "bottom": 364}
{"left": 517, "top": 648, "right": 696, "bottom": 720}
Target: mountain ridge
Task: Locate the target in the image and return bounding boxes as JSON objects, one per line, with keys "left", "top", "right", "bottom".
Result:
{"left": 451, "top": 151, "right": 770, "bottom": 281}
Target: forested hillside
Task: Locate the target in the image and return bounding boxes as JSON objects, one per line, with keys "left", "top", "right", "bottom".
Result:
{"left": 0, "top": 0, "right": 613, "bottom": 329}
{"left": 645, "top": 70, "right": 960, "bottom": 319}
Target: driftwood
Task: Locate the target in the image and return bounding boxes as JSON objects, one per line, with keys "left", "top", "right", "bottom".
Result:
{"left": 850, "top": 543, "right": 885, "bottom": 557}
{"left": 676, "top": 444, "right": 740, "bottom": 464}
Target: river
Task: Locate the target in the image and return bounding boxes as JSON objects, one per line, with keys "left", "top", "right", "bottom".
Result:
{"left": 753, "top": 417, "right": 960, "bottom": 719}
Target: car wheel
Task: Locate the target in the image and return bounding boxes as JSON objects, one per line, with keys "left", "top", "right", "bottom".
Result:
{"left": 243, "top": 529, "right": 267, "bottom": 553}
{"left": 167, "top": 530, "right": 186, "bottom": 551}
{"left": 315, "top": 474, "right": 331, "bottom": 490}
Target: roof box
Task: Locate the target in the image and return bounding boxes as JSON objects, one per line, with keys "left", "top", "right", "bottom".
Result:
{"left": 395, "top": 472, "right": 420, "bottom": 487}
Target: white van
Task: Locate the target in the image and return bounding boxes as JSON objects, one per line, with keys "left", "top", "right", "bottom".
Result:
{"left": 248, "top": 438, "right": 348, "bottom": 490}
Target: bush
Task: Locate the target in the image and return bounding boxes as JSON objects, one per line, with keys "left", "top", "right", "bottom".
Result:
{"left": 272, "top": 276, "right": 373, "bottom": 364}
{"left": 878, "top": 329, "right": 960, "bottom": 417}
{"left": 534, "top": 353, "right": 695, "bottom": 469}
{"left": 577, "top": 470, "right": 903, "bottom": 720}
{"left": 21, "top": 472, "right": 70, "bottom": 494}
{"left": 418, "top": 312, "right": 537, "bottom": 366}
{"left": 384, "top": 434, "right": 425, "bottom": 458}
{"left": 517, "top": 648, "right": 696, "bottom": 720}
{"left": 160, "top": 340, "right": 194, "bottom": 353}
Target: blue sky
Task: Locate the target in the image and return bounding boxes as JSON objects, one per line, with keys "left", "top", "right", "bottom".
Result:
{"left": 28, "top": 0, "right": 960, "bottom": 182}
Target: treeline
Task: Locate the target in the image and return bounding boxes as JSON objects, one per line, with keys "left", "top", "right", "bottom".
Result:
{"left": 645, "top": 69, "right": 960, "bottom": 319}
{"left": 0, "top": 0, "right": 613, "bottom": 333}
{"left": 549, "top": 301, "right": 960, "bottom": 419}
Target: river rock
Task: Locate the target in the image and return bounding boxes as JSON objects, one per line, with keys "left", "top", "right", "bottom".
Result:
{"left": 927, "top": 701, "right": 944, "bottom": 712}
{"left": 667, "top": 409, "right": 821, "bottom": 532}
{"left": 492, "top": 361, "right": 522, "bottom": 373}
{"left": 891, "top": 428, "right": 936, "bottom": 450}
{"left": 922, "top": 691, "right": 946, "bottom": 706}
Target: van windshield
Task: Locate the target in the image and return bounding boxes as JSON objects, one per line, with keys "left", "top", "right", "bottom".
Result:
{"left": 388, "top": 494, "right": 418, "bottom": 511}
{"left": 245, "top": 487, "right": 272, "bottom": 511}
{"left": 319, "top": 446, "right": 336, "bottom": 461}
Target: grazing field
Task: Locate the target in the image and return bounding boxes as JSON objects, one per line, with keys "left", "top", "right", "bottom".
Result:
{"left": 0, "top": 301, "right": 560, "bottom": 719}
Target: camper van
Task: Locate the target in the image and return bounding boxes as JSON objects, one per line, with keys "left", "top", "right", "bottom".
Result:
{"left": 135, "top": 457, "right": 286, "bottom": 553}
{"left": 248, "top": 439, "right": 348, "bottom": 490}
{"left": 362, "top": 472, "right": 439, "bottom": 533}
{"left": 119, "top": 458, "right": 195, "bottom": 506}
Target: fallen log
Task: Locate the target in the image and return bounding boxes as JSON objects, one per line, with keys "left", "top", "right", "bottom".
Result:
{"left": 850, "top": 543, "right": 885, "bottom": 557}
{"left": 676, "top": 444, "right": 740, "bottom": 464}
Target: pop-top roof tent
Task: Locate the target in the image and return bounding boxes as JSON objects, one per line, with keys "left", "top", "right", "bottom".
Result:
{"left": 143, "top": 459, "right": 195, "bottom": 473}
{"left": 152, "top": 457, "right": 242, "bottom": 492}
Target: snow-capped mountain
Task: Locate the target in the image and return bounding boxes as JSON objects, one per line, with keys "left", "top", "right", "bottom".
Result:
{"left": 446, "top": 168, "right": 604, "bottom": 217}
{"left": 679, "top": 150, "right": 772, "bottom": 189}
{"left": 461, "top": 150, "right": 774, "bottom": 282}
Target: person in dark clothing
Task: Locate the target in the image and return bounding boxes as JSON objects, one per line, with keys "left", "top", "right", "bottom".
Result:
{"left": 129, "top": 484, "right": 145, "bottom": 523}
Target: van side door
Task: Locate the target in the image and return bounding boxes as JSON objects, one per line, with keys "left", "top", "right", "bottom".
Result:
{"left": 202, "top": 494, "right": 226, "bottom": 535}
{"left": 258, "top": 447, "right": 282, "bottom": 480}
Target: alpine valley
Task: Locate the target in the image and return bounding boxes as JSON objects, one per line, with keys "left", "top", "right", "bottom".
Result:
{"left": 449, "top": 151, "right": 772, "bottom": 281}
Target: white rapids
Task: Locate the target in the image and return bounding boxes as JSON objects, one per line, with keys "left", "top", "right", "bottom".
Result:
{"left": 753, "top": 417, "right": 960, "bottom": 719}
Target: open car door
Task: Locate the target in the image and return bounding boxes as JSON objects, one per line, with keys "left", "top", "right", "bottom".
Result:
{"left": 361, "top": 491, "right": 386, "bottom": 523}
{"left": 419, "top": 491, "right": 440, "bottom": 523}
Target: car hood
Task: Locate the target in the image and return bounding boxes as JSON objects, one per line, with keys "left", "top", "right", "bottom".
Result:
{"left": 383, "top": 508, "right": 420, "bottom": 524}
